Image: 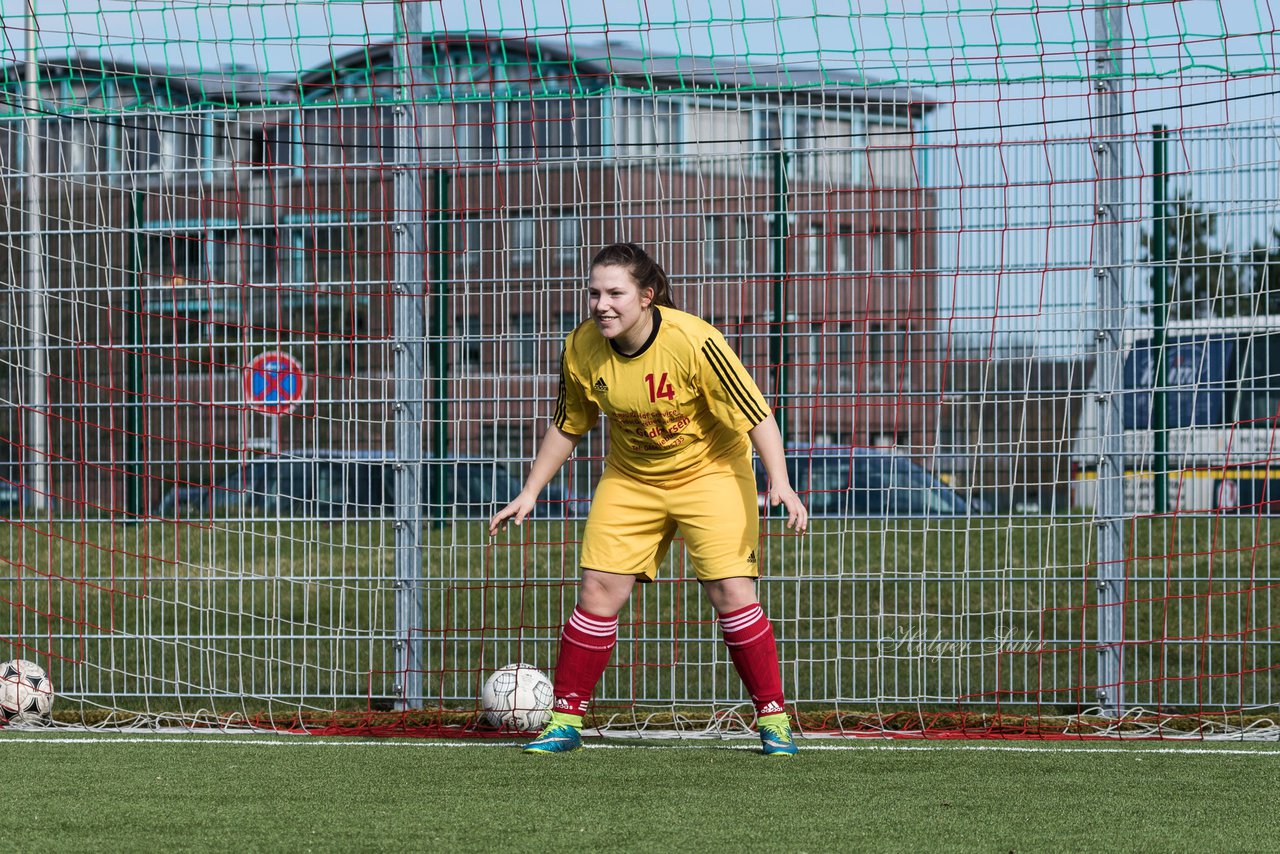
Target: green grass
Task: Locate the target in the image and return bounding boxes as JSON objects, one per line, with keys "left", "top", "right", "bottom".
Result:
{"left": 9, "top": 730, "right": 1280, "bottom": 852}
{"left": 6, "top": 517, "right": 1280, "bottom": 716}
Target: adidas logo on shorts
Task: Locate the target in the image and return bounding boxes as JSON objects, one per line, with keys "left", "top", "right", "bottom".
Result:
{"left": 593, "top": 377, "right": 609, "bottom": 393}
{"left": 747, "top": 550, "right": 757, "bottom": 564}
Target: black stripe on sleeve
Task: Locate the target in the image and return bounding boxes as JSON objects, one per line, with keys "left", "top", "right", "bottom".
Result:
{"left": 554, "top": 350, "right": 569, "bottom": 428}
{"left": 701, "top": 339, "right": 768, "bottom": 424}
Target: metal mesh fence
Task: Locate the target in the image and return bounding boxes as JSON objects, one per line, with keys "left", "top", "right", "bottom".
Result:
{"left": 1, "top": 1, "right": 1279, "bottom": 734}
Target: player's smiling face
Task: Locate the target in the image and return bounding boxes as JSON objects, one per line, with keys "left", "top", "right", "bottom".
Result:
{"left": 589, "top": 264, "right": 654, "bottom": 350}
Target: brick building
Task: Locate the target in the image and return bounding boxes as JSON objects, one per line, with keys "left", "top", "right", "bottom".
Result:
{"left": 0, "top": 36, "right": 936, "bottom": 515}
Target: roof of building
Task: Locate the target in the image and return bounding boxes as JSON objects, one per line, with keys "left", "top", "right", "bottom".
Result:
{"left": 2, "top": 34, "right": 934, "bottom": 113}
{"left": 299, "top": 33, "right": 933, "bottom": 113}
{"left": 577, "top": 38, "right": 929, "bottom": 108}
{"left": 0, "top": 54, "right": 288, "bottom": 106}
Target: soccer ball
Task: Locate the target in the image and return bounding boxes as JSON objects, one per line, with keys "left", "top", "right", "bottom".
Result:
{"left": 480, "top": 663, "right": 553, "bottom": 732}
{"left": 0, "top": 659, "right": 54, "bottom": 724}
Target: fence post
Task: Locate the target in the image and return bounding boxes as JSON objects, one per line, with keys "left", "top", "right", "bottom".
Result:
{"left": 23, "top": 12, "right": 49, "bottom": 515}
{"left": 127, "top": 191, "right": 144, "bottom": 521}
{"left": 429, "top": 168, "right": 451, "bottom": 515}
{"left": 1092, "top": 0, "right": 1128, "bottom": 718}
{"left": 1151, "top": 126, "right": 1169, "bottom": 514}
{"left": 769, "top": 148, "right": 790, "bottom": 448}
{"left": 392, "top": 0, "right": 427, "bottom": 711}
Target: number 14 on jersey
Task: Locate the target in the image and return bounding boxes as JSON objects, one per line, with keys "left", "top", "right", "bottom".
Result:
{"left": 644, "top": 372, "right": 675, "bottom": 403}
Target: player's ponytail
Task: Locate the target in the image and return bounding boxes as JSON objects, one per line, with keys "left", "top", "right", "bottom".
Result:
{"left": 590, "top": 242, "right": 677, "bottom": 309}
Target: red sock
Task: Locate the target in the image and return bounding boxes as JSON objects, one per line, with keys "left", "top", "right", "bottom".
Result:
{"left": 551, "top": 606, "right": 618, "bottom": 716}
{"left": 719, "top": 603, "right": 787, "bottom": 717}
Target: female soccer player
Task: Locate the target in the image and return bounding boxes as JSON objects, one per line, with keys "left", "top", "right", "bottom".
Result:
{"left": 489, "top": 242, "right": 808, "bottom": 757}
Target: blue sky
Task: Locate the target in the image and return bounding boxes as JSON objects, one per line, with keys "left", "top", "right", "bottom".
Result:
{"left": 4, "top": 0, "right": 1268, "bottom": 82}
{"left": 3, "top": 1, "right": 1277, "bottom": 353}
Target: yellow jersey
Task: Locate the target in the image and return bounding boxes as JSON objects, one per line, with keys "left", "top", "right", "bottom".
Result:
{"left": 554, "top": 307, "right": 771, "bottom": 486}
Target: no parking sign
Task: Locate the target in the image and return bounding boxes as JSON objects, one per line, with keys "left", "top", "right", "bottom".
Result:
{"left": 244, "top": 351, "right": 307, "bottom": 415}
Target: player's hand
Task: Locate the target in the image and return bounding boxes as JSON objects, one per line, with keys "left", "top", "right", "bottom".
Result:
{"left": 769, "top": 485, "right": 808, "bottom": 534}
{"left": 489, "top": 492, "right": 538, "bottom": 536}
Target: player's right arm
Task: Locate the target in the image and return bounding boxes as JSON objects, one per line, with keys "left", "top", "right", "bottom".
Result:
{"left": 488, "top": 424, "right": 582, "bottom": 535}
{"left": 490, "top": 341, "right": 598, "bottom": 536}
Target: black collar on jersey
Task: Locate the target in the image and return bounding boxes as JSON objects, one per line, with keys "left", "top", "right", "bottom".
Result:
{"left": 609, "top": 306, "right": 662, "bottom": 359}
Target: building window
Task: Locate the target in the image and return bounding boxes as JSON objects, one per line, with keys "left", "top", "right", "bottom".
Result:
{"left": 753, "top": 107, "right": 783, "bottom": 154}
{"left": 872, "top": 231, "right": 915, "bottom": 275}
{"left": 893, "top": 233, "right": 912, "bottom": 272}
{"left": 142, "top": 229, "right": 206, "bottom": 285}
{"left": 734, "top": 216, "right": 754, "bottom": 274}
{"left": 552, "top": 310, "right": 580, "bottom": 339}
{"left": 44, "top": 116, "right": 110, "bottom": 176}
{"left": 555, "top": 213, "right": 582, "bottom": 267}
{"left": 508, "top": 97, "right": 602, "bottom": 161}
{"left": 547, "top": 311, "right": 580, "bottom": 365}
{"left": 614, "top": 95, "right": 682, "bottom": 157}
{"left": 140, "top": 225, "right": 254, "bottom": 287}
{"left": 138, "top": 223, "right": 246, "bottom": 371}
{"left": 703, "top": 215, "right": 725, "bottom": 273}
{"left": 283, "top": 220, "right": 374, "bottom": 286}
{"left": 805, "top": 222, "right": 824, "bottom": 273}
{"left": 249, "top": 120, "right": 294, "bottom": 172}
{"left": 836, "top": 321, "right": 856, "bottom": 392}
{"left": 508, "top": 213, "right": 537, "bottom": 267}
{"left": 509, "top": 313, "right": 537, "bottom": 369}
{"left": 867, "top": 323, "right": 885, "bottom": 392}
{"left": 809, "top": 322, "right": 823, "bottom": 388}
{"left": 460, "top": 216, "right": 485, "bottom": 269}
{"left": 792, "top": 113, "right": 820, "bottom": 182}
{"left": 457, "top": 314, "right": 484, "bottom": 374}
{"left": 140, "top": 226, "right": 277, "bottom": 286}
{"left": 899, "top": 329, "right": 912, "bottom": 392}
{"left": 204, "top": 115, "right": 241, "bottom": 175}
{"left": 0, "top": 111, "right": 21, "bottom": 175}
{"left": 118, "top": 112, "right": 156, "bottom": 175}
{"left": 242, "top": 227, "right": 280, "bottom": 284}
{"left": 454, "top": 102, "right": 497, "bottom": 164}
{"left": 834, "top": 226, "right": 854, "bottom": 273}
{"left": 299, "top": 104, "right": 393, "bottom": 167}
{"left": 202, "top": 229, "right": 239, "bottom": 285}
{"left": 865, "top": 119, "right": 917, "bottom": 188}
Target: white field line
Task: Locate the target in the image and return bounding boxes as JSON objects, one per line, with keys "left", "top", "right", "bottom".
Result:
{"left": 2, "top": 734, "right": 1280, "bottom": 755}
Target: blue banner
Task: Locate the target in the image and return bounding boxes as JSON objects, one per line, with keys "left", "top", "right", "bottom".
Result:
{"left": 1122, "top": 334, "right": 1235, "bottom": 429}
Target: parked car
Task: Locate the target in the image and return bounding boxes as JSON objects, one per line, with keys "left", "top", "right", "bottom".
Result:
{"left": 0, "top": 457, "right": 21, "bottom": 516}
{"left": 755, "top": 446, "right": 983, "bottom": 517}
{"left": 153, "top": 455, "right": 590, "bottom": 520}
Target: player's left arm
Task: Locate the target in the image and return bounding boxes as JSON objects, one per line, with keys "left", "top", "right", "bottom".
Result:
{"left": 748, "top": 415, "right": 808, "bottom": 533}
{"left": 697, "top": 328, "right": 807, "bottom": 532}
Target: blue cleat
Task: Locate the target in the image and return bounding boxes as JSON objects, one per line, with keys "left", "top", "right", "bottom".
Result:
{"left": 757, "top": 712, "right": 799, "bottom": 757}
{"left": 523, "top": 712, "right": 584, "bottom": 754}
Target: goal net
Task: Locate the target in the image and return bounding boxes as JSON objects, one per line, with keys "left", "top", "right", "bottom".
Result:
{"left": 3, "top": 0, "right": 1280, "bottom": 738}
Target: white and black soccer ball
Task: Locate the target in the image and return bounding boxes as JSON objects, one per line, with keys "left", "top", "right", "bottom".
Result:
{"left": 0, "top": 659, "right": 54, "bottom": 724}
{"left": 480, "top": 663, "right": 553, "bottom": 732}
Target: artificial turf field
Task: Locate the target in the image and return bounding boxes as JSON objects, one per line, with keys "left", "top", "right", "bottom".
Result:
{"left": 6, "top": 730, "right": 1280, "bottom": 852}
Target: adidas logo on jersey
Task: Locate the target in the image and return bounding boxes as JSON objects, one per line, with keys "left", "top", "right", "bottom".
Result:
{"left": 593, "top": 377, "right": 609, "bottom": 393}
{"left": 759, "top": 701, "right": 784, "bottom": 715}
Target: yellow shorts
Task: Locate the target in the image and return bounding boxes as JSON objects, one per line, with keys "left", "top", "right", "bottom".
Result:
{"left": 580, "top": 456, "right": 760, "bottom": 582}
